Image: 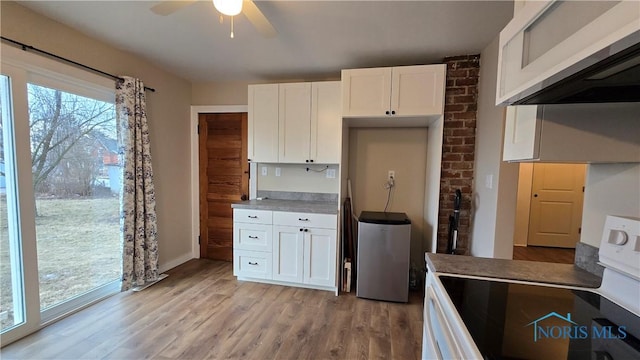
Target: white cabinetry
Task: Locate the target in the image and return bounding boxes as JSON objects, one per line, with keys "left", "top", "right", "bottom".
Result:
{"left": 248, "top": 81, "right": 341, "bottom": 164}
{"left": 248, "top": 84, "right": 279, "bottom": 163}
{"left": 503, "top": 103, "right": 640, "bottom": 162}
{"left": 496, "top": 0, "right": 640, "bottom": 105}
{"left": 232, "top": 208, "right": 338, "bottom": 292}
{"left": 272, "top": 212, "right": 337, "bottom": 288}
{"left": 233, "top": 209, "right": 273, "bottom": 279}
{"left": 341, "top": 64, "right": 445, "bottom": 117}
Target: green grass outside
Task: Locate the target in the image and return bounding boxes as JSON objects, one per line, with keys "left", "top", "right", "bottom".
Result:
{"left": 1, "top": 196, "right": 121, "bottom": 331}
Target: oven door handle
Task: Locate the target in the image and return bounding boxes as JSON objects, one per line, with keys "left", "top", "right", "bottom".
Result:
{"left": 425, "top": 287, "right": 459, "bottom": 360}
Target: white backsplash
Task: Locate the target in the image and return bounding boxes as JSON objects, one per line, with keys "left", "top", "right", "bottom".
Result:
{"left": 256, "top": 163, "right": 340, "bottom": 194}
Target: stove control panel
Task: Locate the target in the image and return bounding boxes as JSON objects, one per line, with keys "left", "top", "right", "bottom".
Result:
{"left": 599, "top": 215, "right": 640, "bottom": 279}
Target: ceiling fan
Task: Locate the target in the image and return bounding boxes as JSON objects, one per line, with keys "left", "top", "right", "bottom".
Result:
{"left": 150, "top": 0, "right": 277, "bottom": 38}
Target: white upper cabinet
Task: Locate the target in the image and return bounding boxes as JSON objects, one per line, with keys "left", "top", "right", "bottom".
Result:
{"left": 503, "top": 103, "right": 640, "bottom": 162}
{"left": 248, "top": 84, "right": 279, "bottom": 162}
{"left": 310, "top": 81, "right": 341, "bottom": 164}
{"left": 342, "top": 64, "right": 446, "bottom": 117}
{"left": 496, "top": 0, "right": 640, "bottom": 105}
{"left": 278, "top": 83, "right": 312, "bottom": 163}
{"left": 249, "top": 81, "right": 341, "bottom": 164}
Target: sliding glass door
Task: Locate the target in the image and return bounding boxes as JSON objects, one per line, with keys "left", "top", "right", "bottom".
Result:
{"left": 1, "top": 46, "right": 122, "bottom": 345}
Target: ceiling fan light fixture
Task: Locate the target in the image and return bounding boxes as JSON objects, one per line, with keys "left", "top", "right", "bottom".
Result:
{"left": 213, "top": 0, "right": 243, "bottom": 16}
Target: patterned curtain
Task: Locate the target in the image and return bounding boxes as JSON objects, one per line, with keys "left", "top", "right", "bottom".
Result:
{"left": 115, "top": 77, "right": 159, "bottom": 291}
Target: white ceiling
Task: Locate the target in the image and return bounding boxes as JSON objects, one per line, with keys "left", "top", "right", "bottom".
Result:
{"left": 17, "top": 1, "right": 514, "bottom": 83}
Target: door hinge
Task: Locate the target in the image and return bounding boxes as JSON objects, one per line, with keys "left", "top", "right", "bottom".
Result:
{"left": 582, "top": 186, "right": 585, "bottom": 192}
{"left": 578, "top": 227, "right": 582, "bottom": 234}
{"left": 198, "top": 235, "right": 201, "bottom": 245}
{"left": 197, "top": 124, "right": 200, "bottom": 134}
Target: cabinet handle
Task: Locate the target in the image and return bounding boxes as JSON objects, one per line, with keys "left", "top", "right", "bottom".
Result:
{"left": 391, "top": 110, "right": 396, "bottom": 115}
{"left": 248, "top": 261, "right": 259, "bottom": 266}
{"left": 304, "top": 229, "right": 309, "bottom": 232}
{"left": 299, "top": 228, "right": 304, "bottom": 232}
{"left": 248, "top": 215, "right": 258, "bottom": 219}
{"left": 385, "top": 110, "right": 390, "bottom": 115}
{"left": 248, "top": 235, "right": 259, "bottom": 239}
{"left": 309, "top": 159, "right": 314, "bottom": 163}
{"left": 305, "top": 160, "right": 309, "bottom": 163}
{"left": 298, "top": 218, "right": 309, "bottom": 221}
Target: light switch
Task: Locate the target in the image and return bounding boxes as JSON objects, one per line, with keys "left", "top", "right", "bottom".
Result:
{"left": 275, "top": 167, "right": 281, "bottom": 177}
{"left": 326, "top": 169, "right": 336, "bottom": 179}
{"left": 485, "top": 174, "right": 494, "bottom": 189}
{"left": 261, "top": 167, "right": 268, "bottom": 176}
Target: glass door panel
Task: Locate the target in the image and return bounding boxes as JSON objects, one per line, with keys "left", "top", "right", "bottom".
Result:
{"left": 0, "top": 75, "right": 25, "bottom": 333}
{"left": 26, "top": 83, "right": 121, "bottom": 315}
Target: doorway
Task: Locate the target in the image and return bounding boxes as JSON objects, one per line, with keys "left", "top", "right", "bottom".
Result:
{"left": 513, "top": 163, "right": 586, "bottom": 262}
{"left": 198, "top": 112, "right": 248, "bottom": 261}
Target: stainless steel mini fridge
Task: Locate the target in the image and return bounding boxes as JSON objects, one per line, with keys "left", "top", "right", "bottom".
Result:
{"left": 356, "top": 211, "right": 411, "bottom": 302}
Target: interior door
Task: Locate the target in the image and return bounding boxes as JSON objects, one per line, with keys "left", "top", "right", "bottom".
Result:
{"left": 199, "top": 113, "right": 248, "bottom": 261}
{"left": 528, "top": 163, "right": 586, "bottom": 248}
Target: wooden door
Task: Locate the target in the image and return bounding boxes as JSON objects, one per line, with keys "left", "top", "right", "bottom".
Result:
{"left": 528, "top": 163, "right": 586, "bottom": 248}
{"left": 199, "top": 113, "right": 248, "bottom": 261}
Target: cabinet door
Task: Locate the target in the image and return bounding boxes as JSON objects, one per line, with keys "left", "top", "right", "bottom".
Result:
{"left": 279, "top": 83, "right": 312, "bottom": 163}
{"left": 310, "top": 81, "right": 341, "bottom": 164}
{"left": 341, "top": 67, "right": 392, "bottom": 117}
{"left": 303, "top": 228, "right": 336, "bottom": 287}
{"left": 248, "top": 84, "right": 279, "bottom": 162}
{"left": 391, "top": 65, "right": 446, "bottom": 116}
{"left": 502, "top": 105, "right": 541, "bottom": 161}
{"left": 272, "top": 226, "right": 304, "bottom": 283}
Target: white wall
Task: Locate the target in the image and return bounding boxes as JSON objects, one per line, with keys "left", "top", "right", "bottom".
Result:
{"left": 2, "top": 2, "right": 194, "bottom": 269}
{"left": 581, "top": 163, "right": 640, "bottom": 247}
{"left": 348, "top": 127, "right": 428, "bottom": 266}
{"left": 470, "top": 35, "right": 520, "bottom": 259}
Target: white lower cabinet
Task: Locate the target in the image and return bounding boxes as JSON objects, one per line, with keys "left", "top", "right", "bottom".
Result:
{"left": 233, "top": 208, "right": 337, "bottom": 292}
{"left": 272, "top": 226, "right": 304, "bottom": 283}
{"left": 303, "top": 228, "right": 336, "bottom": 287}
{"left": 233, "top": 250, "right": 272, "bottom": 279}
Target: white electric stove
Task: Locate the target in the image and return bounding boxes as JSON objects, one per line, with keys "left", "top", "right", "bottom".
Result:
{"left": 423, "top": 215, "right": 640, "bottom": 359}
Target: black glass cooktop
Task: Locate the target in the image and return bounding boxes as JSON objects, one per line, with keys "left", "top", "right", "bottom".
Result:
{"left": 439, "top": 276, "right": 640, "bottom": 360}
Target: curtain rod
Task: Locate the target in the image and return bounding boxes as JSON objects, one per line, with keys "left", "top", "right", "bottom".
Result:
{"left": 1, "top": 36, "right": 156, "bottom": 93}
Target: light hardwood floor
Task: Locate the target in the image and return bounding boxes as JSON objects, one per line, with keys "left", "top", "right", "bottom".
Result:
{"left": 1, "top": 259, "right": 424, "bottom": 359}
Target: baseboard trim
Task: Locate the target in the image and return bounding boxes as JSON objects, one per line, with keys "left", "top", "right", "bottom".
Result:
{"left": 159, "top": 253, "right": 195, "bottom": 273}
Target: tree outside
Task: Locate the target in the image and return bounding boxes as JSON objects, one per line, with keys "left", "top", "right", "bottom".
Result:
{"left": 1, "top": 83, "right": 122, "bottom": 331}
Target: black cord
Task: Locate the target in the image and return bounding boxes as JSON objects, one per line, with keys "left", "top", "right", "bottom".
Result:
{"left": 306, "top": 166, "right": 329, "bottom": 172}
{"left": 383, "top": 185, "right": 392, "bottom": 212}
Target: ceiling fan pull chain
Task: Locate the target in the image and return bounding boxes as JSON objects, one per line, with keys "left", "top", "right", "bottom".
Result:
{"left": 230, "top": 15, "right": 234, "bottom": 38}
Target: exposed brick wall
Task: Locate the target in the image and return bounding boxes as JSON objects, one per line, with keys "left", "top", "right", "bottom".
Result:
{"left": 437, "top": 55, "right": 480, "bottom": 254}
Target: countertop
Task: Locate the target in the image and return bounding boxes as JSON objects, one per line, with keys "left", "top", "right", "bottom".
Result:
{"left": 231, "top": 199, "right": 339, "bottom": 214}
{"left": 426, "top": 253, "right": 602, "bottom": 288}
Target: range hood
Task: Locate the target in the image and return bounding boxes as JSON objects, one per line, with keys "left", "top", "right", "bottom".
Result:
{"left": 513, "top": 32, "right": 640, "bottom": 105}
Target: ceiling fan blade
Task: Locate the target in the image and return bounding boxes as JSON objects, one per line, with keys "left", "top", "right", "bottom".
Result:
{"left": 150, "top": 0, "right": 198, "bottom": 16}
{"left": 243, "top": 0, "right": 277, "bottom": 38}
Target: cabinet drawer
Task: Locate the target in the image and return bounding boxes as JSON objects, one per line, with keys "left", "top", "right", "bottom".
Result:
{"left": 273, "top": 211, "right": 337, "bottom": 229}
{"left": 233, "top": 209, "right": 273, "bottom": 224}
{"left": 233, "top": 250, "right": 272, "bottom": 279}
{"left": 234, "top": 223, "right": 272, "bottom": 251}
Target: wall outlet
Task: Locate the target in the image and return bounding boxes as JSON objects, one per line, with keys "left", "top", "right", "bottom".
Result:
{"left": 275, "top": 167, "right": 281, "bottom": 177}
{"left": 326, "top": 169, "right": 336, "bottom": 179}
{"left": 261, "top": 166, "right": 268, "bottom": 176}
{"left": 485, "top": 174, "right": 493, "bottom": 189}
{"left": 388, "top": 170, "right": 395, "bottom": 181}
